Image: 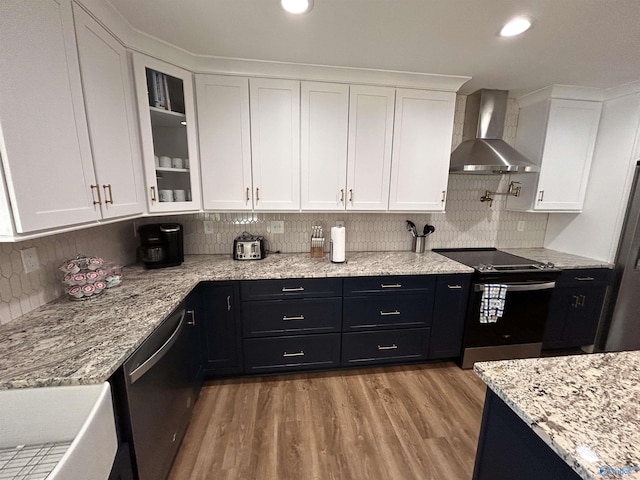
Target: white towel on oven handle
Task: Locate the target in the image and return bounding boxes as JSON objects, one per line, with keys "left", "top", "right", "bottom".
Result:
{"left": 480, "top": 284, "right": 507, "bottom": 324}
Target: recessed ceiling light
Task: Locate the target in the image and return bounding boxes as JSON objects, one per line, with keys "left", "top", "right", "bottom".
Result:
{"left": 500, "top": 17, "right": 532, "bottom": 37}
{"left": 280, "top": 0, "right": 313, "bottom": 14}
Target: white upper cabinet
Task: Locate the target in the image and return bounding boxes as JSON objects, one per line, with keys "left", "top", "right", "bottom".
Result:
{"left": 74, "top": 5, "right": 144, "bottom": 219}
{"left": 196, "top": 75, "right": 253, "bottom": 210}
{"left": 346, "top": 86, "right": 395, "bottom": 210}
{"left": 132, "top": 53, "right": 201, "bottom": 213}
{"left": 389, "top": 89, "right": 456, "bottom": 211}
{"left": 0, "top": 0, "right": 100, "bottom": 234}
{"left": 300, "top": 82, "right": 350, "bottom": 210}
{"left": 507, "top": 93, "right": 602, "bottom": 212}
{"left": 249, "top": 78, "right": 300, "bottom": 211}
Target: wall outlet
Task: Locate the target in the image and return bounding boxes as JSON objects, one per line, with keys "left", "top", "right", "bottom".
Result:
{"left": 517, "top": 221, "right": 525, "bottom": 232}
{"left": 20, "top": 247, "right": 40, "bottom": 273}
{"left": 270, "top": 220, "right": 285, "bottom": 234}
{"left": 203, "top": 220, "right": 214, "bottom": 234}
{"left": 336, "top": 220, "right": 345, "bottom": 228}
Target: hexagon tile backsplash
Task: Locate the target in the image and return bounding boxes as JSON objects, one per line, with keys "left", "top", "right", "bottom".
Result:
{"left": 0, "top": 94, "right": 549, "bottom": 325}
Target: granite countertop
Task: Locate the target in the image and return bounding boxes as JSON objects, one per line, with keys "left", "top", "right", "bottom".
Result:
{"left": 475, "top": 352, "right": 640, "bottom": 480}
{"left": 0, "top": 251, "right": 470, "bottom": 390}
{"left": 503, "top": 248, "right": 612, "bottom": 269}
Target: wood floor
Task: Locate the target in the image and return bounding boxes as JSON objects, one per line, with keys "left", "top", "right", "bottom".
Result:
{"left": 168, "top": 362, "right": 487, "bottom": 480}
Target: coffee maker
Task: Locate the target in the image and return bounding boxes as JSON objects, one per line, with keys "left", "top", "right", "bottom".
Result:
{"left": 138, "top": 223, "right": 184, "bottom": 269}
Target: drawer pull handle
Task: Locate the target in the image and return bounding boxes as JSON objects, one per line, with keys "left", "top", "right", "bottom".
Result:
{"left": 575, "top": 277, "right": 595, "bottom": 281}
{"left": 380, "top": 310, "right": 401, "bottom": 316}
{"left": 377, "top": 344, "right": 398, "bottom": 351}
{"left": 283, "top": 351, "right": 305, "bottom": 357}
{"left": 283, "top": 315, "right": 305, "bottom": 321}
{"left": 381, "top": 284, "right": 402, "bottom": 288}
{"left": 282, "top": 287, "right": 305, "bottom": 292}
{"left": 447, "top": 284, "right": 463, "bottom": 289}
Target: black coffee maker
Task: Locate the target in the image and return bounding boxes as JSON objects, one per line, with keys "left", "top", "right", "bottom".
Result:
{"left": 138, "top": 223, "right": 184, "bottom": 269}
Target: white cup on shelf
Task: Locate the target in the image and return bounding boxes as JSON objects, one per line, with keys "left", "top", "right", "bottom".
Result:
{"left": 159, "top": 189, "right": 173, "bottom": 202}
{"left": 159, "top": 156, "right": 172, "bottom": 168}
{"left": 173, "top": 189, "right": 186, "bottom": 202}
{"left": 171, "top": 157, "right": 183, "bottom": 169}
{"left": 154, "top": 155, "right": 160, "bottom": 167}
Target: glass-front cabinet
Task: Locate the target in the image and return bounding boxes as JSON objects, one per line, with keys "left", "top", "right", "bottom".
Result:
{"left": 132, "top": 53, "right": 201, "bottom": 212}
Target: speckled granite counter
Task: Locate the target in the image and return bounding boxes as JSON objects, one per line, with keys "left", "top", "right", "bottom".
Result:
{"left": 0, "top": 251, "right": 470, "bottom": 390}
{"left": 475, "top": 352, "right": 640, "bottom": 480}
{"left": 504, "top": 248, "right": 613, "bottom": 269}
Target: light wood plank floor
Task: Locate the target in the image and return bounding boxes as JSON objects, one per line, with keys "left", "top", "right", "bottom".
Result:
{"left": 168, "top": 362, "right": 486, "bottom": 480}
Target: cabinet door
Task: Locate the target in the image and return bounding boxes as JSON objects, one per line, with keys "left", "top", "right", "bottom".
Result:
{"left": 535, "top": 99, "right": 602, "bottom": 211}
{"left": 132, "top": 53, "right": 201, "bottom": 213}
{"left": 74, "top": 6, "right": 144, "bottom": 219}
{"left": 562, "top": 284, "right": 607, "bottom": 347}
{"left": 201, "top": 283, "right": 242, "bottom": 376}
{"left": 346, "top": 86, "right": 395, "bottom": 211}
{"left": 196, "top": 75, "right": 253, "bottom": 210}
{"left": 249, "top": 78, "right": 300, "bottom": 210}
{"left": 429, "top": 275, "right": 471, "bottom": 359}
{"left": 300, "top": 82, "right": 349, "bottom": 210}
{"left": 0, "top": 0, "right": 100, "bottom": 233}
{"left": 389, "top": 89, "right": 455, "bottom": 211}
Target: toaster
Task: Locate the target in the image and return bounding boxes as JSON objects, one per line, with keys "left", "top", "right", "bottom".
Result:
{"left": 233, "top": 232, "right": 266, "bottom": 260}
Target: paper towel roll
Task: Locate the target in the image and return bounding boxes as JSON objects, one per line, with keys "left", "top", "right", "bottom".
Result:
{"left": 330, "top": 226, "right": 346, "bottom": 263}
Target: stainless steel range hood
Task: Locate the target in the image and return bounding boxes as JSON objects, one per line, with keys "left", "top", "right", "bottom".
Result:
{"left": 450, "top": 89, "right": 539, "bottom": 174}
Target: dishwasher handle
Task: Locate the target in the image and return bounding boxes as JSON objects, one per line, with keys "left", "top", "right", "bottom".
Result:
{"left": 474, "top": 281, "right": 556, "bottom": 293}
{"left": 128, "top": 309, "right": 186, "bottom": 384}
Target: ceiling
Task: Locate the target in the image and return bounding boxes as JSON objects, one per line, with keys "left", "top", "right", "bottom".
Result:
{"left": 107, "top": 0, "right": 640, "bottom": 95}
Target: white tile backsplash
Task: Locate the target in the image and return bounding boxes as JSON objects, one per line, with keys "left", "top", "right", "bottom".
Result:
{"left": 0, "top": 94, "right": 548, "bottom": 324}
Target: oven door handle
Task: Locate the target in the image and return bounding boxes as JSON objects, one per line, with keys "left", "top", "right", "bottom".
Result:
{"left": 474, "top": 281, "right": 556, "bottom": 292}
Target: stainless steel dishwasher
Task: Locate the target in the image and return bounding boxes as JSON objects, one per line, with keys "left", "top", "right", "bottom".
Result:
{"left": 122, "top": 302, "right": 197, "bottom": 480}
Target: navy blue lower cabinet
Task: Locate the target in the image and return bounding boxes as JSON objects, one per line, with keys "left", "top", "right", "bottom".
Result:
{"left": 473, "top": 390, "right": 581, "bottom": 480}
{"left": 341, "top": 327, "right": 430, "bottom": 367}
{"left": 429, "top": 274, "right": 471, "bottom": 359}
{"left": 243, "top": 333, "right": 341, "bottom": 374}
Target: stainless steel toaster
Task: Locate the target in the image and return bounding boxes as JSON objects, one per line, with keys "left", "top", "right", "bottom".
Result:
{"left": 233, "top": 232, "right": 266, "bottom": 260}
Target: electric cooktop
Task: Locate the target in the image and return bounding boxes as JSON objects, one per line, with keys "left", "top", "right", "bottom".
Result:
{"left": 433, "top": 248, "right": 558, "bottom": 273}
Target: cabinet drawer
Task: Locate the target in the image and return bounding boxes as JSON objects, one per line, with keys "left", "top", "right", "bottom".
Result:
{"left": 242, "top": 297, "right": 342, "bottom": 337}
{"left": 241, "top": 278, "right": 342, "bottom": 301}
{"left": 341, "top": 328, "right": 430, "bottom": 366}
{"left": 343, "top": 295, "right": 432, "bottom": 330}
{"left": 244, "top": 334, "right": 341, "bottom": 374}
{"left": 343, "top": 276, "right": 434, "bottom": 296}
{"left": 555, "top": 268, "right": 611, "bottom": 286}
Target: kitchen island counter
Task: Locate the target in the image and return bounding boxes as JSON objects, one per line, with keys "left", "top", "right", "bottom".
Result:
{"left": 474, "top": 352, "right": 640, "bottom": 479}
{"left": 0, "top": 251, "right": 470, "bottom": 390}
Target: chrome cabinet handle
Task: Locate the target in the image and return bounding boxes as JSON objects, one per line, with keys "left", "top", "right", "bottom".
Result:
{"left": 441, "top": 190, "right": 446, "bottom": 203}
{"left": 283, "top": 315, "right": 305, "bottom": 321}
{"left": 246, "top": 187, "right": 250, "bottom": 204}
{"left": 577, "top": 294, "right": 586, "bottom": 307}
{"left": 572, "top": 295, "right": 580, "bottom": 308}
{"left": 575, "top": 276, "right": 595, "bottom": 281}
{"left": 226, "top": 295, "right": 231, "bottom": 311}
{"left": 349, "top": 189, "right": 353, "bottom": 203}
{"left": 283, "top": 351, "right": 304, "bottom": 357}
{"left": 103, "top": 184, "right": 113, "bottom": 204}
{"left": 377, "top": 344, "right": 398, "bottom": 351}
{"left": 447, "top": 284, "right": 463, "bottom": 289}
{"left": 380, "top": 310, "right": 401, "bottom": 316}
{"left": 256, "top": 187, "right": 260, "bottom": 202}
{"left": 90, "top": 184, "right": 102, "bottom": 205}
{"left": 150, "top": 186, "right": 157, "bottom": 202}
{"left": 381, "top": 283, "right": 402, "bottom": 288}
{"left": 340, "top": 188, "right": 344, "bottom": 203}
{"left": 538, "top": 190, "right": 545, "bottom": 202}
{"left": 282, "top": 287, "right": 305, "bottom": 292}
{"left": 186, "top": 309, "right": 196, "bottom": 326}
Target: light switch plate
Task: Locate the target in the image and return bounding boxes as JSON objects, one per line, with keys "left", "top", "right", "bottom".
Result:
{"left": 203, "top": 221, "right": 214, "bottom": 234}
{"left": 270, "top": 220, "right": 284, "bottom": 234}
{"left": 20, "top": 247, "right": 40, "bottom": 273}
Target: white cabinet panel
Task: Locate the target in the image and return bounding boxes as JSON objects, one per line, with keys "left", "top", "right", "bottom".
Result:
{"left": 196, "top": 75, "right": 253, "bottom": 210}
{"left": 346, "top": 86, "right": 395, "bottom": 210}
{"left": 0, "top": 0, "right": 100, "bottom": 233}
{"left": 508, "top": 97, "right": 602, "bottom": 212}
{"left": 389, "top": 89, "right": 455, "bottom": 211}
{"left": 74, "top": 5, "right": 144, "bottom": 219}
{"left": 133, "top": 54, "right": 201, "bottom": 213}
{"left": 249, "top": 78, "right": 300, "bottom": 211}
{"left": 300, "top": 82, "right": 349, "bottom": 210}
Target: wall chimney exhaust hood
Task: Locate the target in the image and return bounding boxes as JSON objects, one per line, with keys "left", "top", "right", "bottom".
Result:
{"left": 449, "top": 89, "right": 539, "bottom": 174}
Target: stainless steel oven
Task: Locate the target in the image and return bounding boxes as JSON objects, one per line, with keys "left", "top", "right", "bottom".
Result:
{"left": 434, "top": 248, "right": 560, "bottom": 368}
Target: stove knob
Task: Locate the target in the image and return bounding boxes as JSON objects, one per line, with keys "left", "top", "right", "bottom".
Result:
{"left": 545, "top": 262, "right": 556, "bottom": 269}
{"left": 477, "top": 264, "right": 487, "bottom": 271}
